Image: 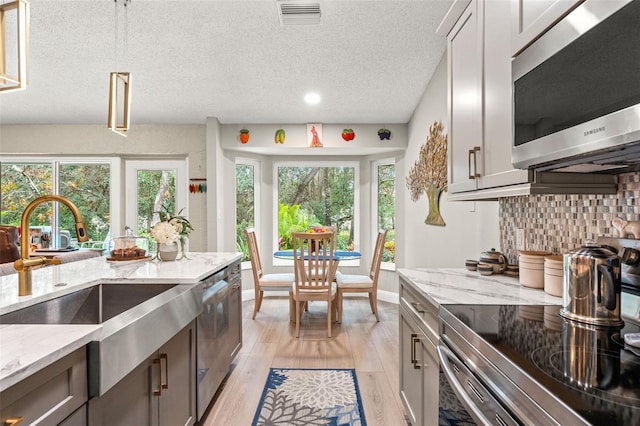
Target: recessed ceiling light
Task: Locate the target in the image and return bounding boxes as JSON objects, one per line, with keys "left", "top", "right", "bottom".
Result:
{"left": 304, "top": 93, "right": 321, "bottom": 105}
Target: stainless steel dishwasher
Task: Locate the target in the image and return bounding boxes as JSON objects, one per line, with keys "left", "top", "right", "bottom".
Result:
{"left": 196, "top": 260, "right": 242, "bottom": 420}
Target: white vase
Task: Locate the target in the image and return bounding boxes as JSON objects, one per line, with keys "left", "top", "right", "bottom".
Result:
{"left": 158, "top": 242, "right": 178, "bottom": 261}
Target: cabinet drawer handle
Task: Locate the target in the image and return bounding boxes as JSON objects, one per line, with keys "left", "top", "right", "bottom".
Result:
{"left": 4, "top": 417, "right": 24, "bottom": 425}
{"left": 468, "top": 146, "right": 481, "bottom": 179}
{"left": 410, "top": 301, "right": 425, "bottom": 313}
{"left": 153, "top": 358, "right": 162, "bottom": 396}
{"left": 411, "top": 333, "right": 421, "bottom": 370}
{"left": 160, "top": 353, "right": 169, "bottom": 390}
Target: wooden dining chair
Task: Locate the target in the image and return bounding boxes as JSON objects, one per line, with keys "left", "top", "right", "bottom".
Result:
{"left": 291, "top": 231, "right": 340, "bottom": 338}
{"left": 245, "top": 228, "right": 295, "bottom": 320}
{"left": 336, "top": 229, "right": 388, "bottom": 323}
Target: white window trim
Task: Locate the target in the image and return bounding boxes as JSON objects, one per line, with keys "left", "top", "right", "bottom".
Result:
{"left": 124, "top": 159, "right": 188, "bottom": 236}
{"left": 272, "top": 160, "right": 360, "bottom": 267}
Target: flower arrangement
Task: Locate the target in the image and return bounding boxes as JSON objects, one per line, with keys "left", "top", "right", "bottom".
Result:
{"left": 150, "top": 221, "right": 180, "bottom": 244}
{"left": 150, "top": 204, "right": 194, "bottom": 259}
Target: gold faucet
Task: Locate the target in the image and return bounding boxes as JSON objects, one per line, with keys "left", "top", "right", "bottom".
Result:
{"left": 13, "top": 195, "right": 89, "bottom": 296}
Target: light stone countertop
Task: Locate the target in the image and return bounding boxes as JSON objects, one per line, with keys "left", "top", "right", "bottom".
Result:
{"left": 0, "top": 252, "right": 241, "bottom": 392}
{"left": 397, "top": 268, "right": 563, "bottom": 308}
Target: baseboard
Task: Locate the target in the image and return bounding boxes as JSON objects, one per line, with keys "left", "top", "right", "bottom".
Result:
{"left": 241, "top": 289, "right": 398, "bottom": 304}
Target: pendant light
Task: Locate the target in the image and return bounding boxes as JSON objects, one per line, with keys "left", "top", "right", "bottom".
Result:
{"left": 108, "top": 0, "right": 132, "bottom": 136}
{"left": 0, "top": 0, "right": 29, "bottom": 92}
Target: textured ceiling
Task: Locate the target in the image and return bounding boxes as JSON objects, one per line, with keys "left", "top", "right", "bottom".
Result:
{"left": 0, "top": 0, "right": 453, "bottom": 126}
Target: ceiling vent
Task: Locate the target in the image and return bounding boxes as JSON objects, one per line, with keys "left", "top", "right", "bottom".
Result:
{"left": 277, "top": 1, "right": 322, "bottom": 26}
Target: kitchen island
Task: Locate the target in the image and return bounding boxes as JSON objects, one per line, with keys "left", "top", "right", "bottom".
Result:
{"left": 0, "top": 252, "right": 241, "bottom": 425}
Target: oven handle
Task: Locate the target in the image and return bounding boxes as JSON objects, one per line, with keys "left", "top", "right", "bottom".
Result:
{"left": 437, "top": 344, "right": 494, "bottom": 425}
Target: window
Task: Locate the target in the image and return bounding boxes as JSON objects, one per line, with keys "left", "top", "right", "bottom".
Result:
{"left": 125, "top": 160, "right": 187, "bottom": 251}
{"left": 274, "top": 161, "right": 359, "bottom": 264}
{"left": 373, "top": 159, "right": 395, "bottom": 266}
{"left": 236, "top": 159, "right": 259, "bottom": 262}
{"left": 0, "top": 159, "right": 114, "bottom": 248}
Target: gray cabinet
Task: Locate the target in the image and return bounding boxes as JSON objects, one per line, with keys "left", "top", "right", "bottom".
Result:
{"left": 0, "top": 347, "right": 87, "bottom": 426}
{"left": 88, "top": 321, "right": 196, "bottom": 426}
{"left": 60, "top": 406, "right": 87, "bottom": 426}
{"left": 399, "top": 278, "right": 439, "bottom": 426}
{"left": 511, "top": 0, "right": 584, "bottom": 55}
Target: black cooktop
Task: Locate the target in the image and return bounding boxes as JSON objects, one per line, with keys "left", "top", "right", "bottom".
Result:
{"left": 443, "top": 303, "right": 640, "bottom": 425}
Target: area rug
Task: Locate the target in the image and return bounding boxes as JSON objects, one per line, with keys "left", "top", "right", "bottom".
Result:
{"left": 252, "top": 368, "right": 367, "bottom": 426}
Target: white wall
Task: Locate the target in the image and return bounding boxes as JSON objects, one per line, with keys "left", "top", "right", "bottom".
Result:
{"left": 396, "top": 55, "right": 499, "bottom": 270}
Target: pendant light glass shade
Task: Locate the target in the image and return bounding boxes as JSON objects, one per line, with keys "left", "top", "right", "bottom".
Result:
{"left": 108, "top": 71, "right": 131, "bottom": 136}
{"left": 0, "top": 0, "right": 29, "bottom": 92}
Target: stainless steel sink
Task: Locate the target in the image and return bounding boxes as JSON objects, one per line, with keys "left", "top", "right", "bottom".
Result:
{"left": 0, "top": 282, "right": 203, "bottom": 397}
{"left": 0, "top": 283, "right": 178, "bottom": 324}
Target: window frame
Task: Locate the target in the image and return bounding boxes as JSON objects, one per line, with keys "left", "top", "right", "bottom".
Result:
{"left": 235, "top": 157, "right": 260, "bottom": 269}
{"left": 0, "top": 156, "right": 121, "bottom": 244}
{"left": 372, "top": 157, "right": 396, "bottom": 271}
{"left": 124, "top": 159, "right": 188, "bottom": 238}
{"left": 272, "top": 160, "right": 360, "bottom": 267}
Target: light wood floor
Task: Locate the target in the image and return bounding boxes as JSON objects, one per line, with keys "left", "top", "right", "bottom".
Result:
{"left": 199, "top": 296, "right": 407, "bottom": 426}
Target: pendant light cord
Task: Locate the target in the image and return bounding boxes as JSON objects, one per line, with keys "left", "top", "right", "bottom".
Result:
{"left": 113, "top": 0, "right": 130, "bottom": 71}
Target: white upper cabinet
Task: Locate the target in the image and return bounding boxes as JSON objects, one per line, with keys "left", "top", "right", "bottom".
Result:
{"left": 439, "top": 0, "right": 530, "bottom": 196}
{"left": 511, "top": 0, "right": 584, "bottom": 56}
{"left": 446, "top": 0, "right": 483, "bottom": 194}
{"left": 481, "top": 0, "right": 531, "bottom": 190}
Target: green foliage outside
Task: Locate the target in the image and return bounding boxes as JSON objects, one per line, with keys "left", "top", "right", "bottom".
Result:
{"left": 377, "top": 164, "right": 396, "bottom": 263}
{"left": 1, "top": 162, "right": 111, "bottom": 244}
{"left": 136, "top": 170, "right": 177, "bottom": 247}
{"left": 1, "top": 163, "right": 179, "bottom": 251}
{"left": 278, "top": 166, "right": 355, "bottom": 251}
{"left": 277, "top": 203, "right": 314, "bottom": 249}
{"left": 236, "top": 164, "right": 255, "bottom": 261}
{"left": 237, "top": 163, "right": 392, "bottom": 257}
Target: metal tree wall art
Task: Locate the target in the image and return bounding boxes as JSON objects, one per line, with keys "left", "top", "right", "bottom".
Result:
{"left": 406, "top": 121, "right": 448, "bottom": 226}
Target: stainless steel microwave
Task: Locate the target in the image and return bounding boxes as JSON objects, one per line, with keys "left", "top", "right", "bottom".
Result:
{"left": 512, "top": 0, "right": 640, "bottom": 173}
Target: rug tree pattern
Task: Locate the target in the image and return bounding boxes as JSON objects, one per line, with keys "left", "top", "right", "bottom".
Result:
{"left": 406, "top": 121, "right": 448, "bottom": 226}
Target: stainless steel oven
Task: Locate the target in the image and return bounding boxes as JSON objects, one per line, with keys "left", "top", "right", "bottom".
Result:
{"left": 196, "top": 260, "right": 242, "bottom": 420}
{"left": 512, "top": 0, "right": 640, "bottom": 172}
{"left": 438, "top": 305, "right": 520, "bottom": 426}
{"left": 439, "top": 299, "right": 640, "bottom": 425}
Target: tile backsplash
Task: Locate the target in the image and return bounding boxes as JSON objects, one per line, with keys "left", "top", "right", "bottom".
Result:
{"left": 499, "top": 172, "right": 640, "bottom": 264}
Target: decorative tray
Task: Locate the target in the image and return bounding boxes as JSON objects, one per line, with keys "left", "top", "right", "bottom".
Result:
{"left": 106, "top": 255, "right": 152, "bottom": 262}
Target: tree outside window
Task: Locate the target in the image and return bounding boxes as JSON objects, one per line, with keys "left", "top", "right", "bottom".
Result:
{"left": 236, "top": 163, "right": 255, "bottom": 261}
{"left": 277, "top": 164, "right": 356, "bottom": 251}
{"left": 1, "top": 161, "right": 111, "bottom": 246}
{"left": 377, "top": 163, "right": 395, "bottom": 264}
